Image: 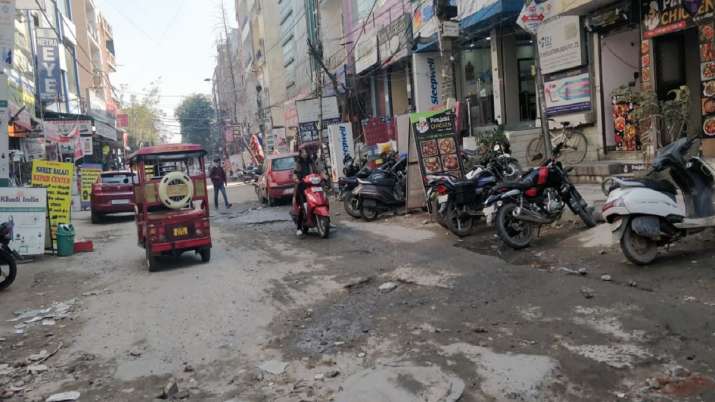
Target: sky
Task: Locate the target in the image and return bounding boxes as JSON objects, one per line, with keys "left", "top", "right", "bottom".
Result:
{"left": 94, "top": 0, "right": 236, "bottom": 142}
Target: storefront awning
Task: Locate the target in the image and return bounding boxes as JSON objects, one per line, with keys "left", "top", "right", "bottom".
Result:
{"left": 460, "top": 0, "right": 523, "bottom": 32}
{"left": 413, "top": 33, "right": 439, "bottom": 53}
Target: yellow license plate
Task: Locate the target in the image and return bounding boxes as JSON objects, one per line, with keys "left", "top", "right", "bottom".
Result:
{"left": 173, "top": 226, "right": 188, "bottom": 237}
{"left": 167, "top": 184, "right": 188, "bottom": 197}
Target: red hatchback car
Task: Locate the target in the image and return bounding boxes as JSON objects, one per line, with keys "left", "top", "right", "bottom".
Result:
{"left": 256, "top": 153, "right": 297, "bottom": 206}
{"left": 90, "top": 171, "right": 136, "bottom": 223}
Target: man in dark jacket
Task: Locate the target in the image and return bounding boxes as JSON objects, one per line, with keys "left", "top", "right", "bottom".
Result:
{"left": 209, "top": 158, "right": 232, "bottom": 209}
{"left": 292, "top": 147, "right": 320, "bottom": 236}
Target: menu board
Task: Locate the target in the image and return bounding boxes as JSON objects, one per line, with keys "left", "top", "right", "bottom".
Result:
{"left": 410, "top": 109, "right": 464, "bottom": 184}
{"left": 31, "top": 161, "right": 74, "bottom": 242}
{"left": 701, "top": 20, "right": 715, "bottom": 137}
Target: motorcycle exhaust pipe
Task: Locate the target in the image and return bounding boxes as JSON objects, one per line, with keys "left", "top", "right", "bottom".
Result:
{"left": 514, "top": 207, "right": 552, "bottom": 224}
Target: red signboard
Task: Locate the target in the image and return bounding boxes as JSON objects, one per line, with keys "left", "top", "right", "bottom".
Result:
{"left": 362, "top": 117, "right": 395, "bottom": 146}
{"left": 116, "top": 113, "right": 129, "bottom": 128}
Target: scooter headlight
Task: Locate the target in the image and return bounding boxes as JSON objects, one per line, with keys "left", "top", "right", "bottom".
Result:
{"left": 310, "top": 176, "right": 321, "bottom": 185}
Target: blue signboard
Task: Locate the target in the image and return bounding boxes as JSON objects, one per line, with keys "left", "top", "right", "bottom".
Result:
{"left": 36, "top": 32, "right": 62, "bottom": 102}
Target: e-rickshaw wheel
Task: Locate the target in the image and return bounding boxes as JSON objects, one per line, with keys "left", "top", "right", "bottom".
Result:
{"left": 199, "top": 247, "right": 211, "bottom": 263}
{"left": 146, "top": 248, "right": 158, "bottom": 272}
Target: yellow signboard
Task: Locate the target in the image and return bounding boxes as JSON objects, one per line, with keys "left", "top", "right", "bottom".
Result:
{"left": 31, "top": 161, "right": 74, "bottom": 241}
{"left": 80, "top": 164, "right": 103, "bottom": 203}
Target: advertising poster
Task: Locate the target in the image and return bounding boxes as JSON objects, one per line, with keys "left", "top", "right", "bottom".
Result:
{"left": 543, "top": 67, "right": 593, "bottom": 116}
{"left": 412, "top": 52, "right": 444, "bottom": 112}
{"left": 0, "top": 188, "right": 47, "bottom": 256}
{"left": 410, "top": 109, "right": 464, "bottom": 184}
{"left": 80, "top": 163, "right": 103, "bottom": 207}
{"left": 31, "top": 161, "right": 74, "bottom": 242}
{"left": 327, "top": 123, "right": 355, "bottom": 183}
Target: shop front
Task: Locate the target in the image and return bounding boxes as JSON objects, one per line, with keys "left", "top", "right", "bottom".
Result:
{"left": 639, "top": 0, "right": 714, "bottom": 155}
{"left": 458, "top": 0, "right": 539, "bottom": 161}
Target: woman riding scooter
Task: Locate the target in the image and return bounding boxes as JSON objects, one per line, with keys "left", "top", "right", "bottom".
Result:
{"left": 293, "top": 145, "right": 322, "bottom": 236}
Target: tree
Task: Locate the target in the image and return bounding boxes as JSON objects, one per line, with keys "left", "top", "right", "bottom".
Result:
{"left": 119, "top": 81, "right": 163, "bottom": 149}
{"left": 175, "top": 94, "right": 218, "bottom": 151}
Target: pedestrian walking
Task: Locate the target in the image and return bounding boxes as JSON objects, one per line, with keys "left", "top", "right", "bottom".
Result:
{"left": 210, "top": 158, "right": 232, "bottom": 209}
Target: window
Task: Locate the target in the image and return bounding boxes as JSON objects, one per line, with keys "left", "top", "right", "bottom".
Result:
{"left": 271, "top": 157, "right": 295, "bottom": 171}
{"left": 101, "top": 173, "right": 137, "bottom": 184}
{"left": 515, "top": 41, "right": 536, "bottom": 123}
{"left": 57, "top": 0, "right": 71, "bottom": 20}
{"left": 462, "top": 41, "right": 494, "bottom": 127}
{"left": 64, "top": 45, "right": 79, "bottom": 97}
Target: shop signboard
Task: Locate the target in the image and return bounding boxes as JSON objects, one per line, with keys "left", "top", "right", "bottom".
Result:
{"left": 296, "top": 96, "right": 341, "bottom": 143}
{"left": 378, "top": 14, "right": 411, "bottom": 67}
{"left": 413, "top": 52, "right": 444, "bottom": 112}
{"left": 79, "top": 163, "right": 102, "bottom": 208}
{"left": 517, "top": 0, "right": 556, "bottom": 34}
{"left": 0, "top": 187, "right": 47, "bottom": 256}
{"left": 327, "top": 123, "right": 355, "bottom": 183}
{"left": 410, "top": 109, "right": 464, "bottom": 183}
{"left": 412, "top": 1, "right": 438, "bottom": 39}
{"left": 642, "top": 0, "right": 715, "bottom": 39}
{"left": 543, "top": 67, "right": 593, "bottom": 116}
{"left": 31, "top": 161, "right": 74, "bottom": 243}
{"left": 355, "top": 29, "right": 378, "bottom": 74}
{"left": 36, "top": 29, "right": 62, "bottom": 102}
{"left": 537, "top": 15, "right": 586, "bottom": 75}
{"left": 80, "top": 136, "right": 93, "bottom": 156}
{"left": 95, "top": 120, "right": 118, "bottom": 141}
{"left": 44, "top": 119, "right": 92, "bottom": 143}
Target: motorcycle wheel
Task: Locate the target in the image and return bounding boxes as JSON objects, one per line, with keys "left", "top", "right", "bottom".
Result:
{"left": 361, "top": 205, "right": 379, "bottom": 221}
{"left": 620, "top": 226, "right": 657, "bottom": 265}
{"left": 430, "top": 200, "right": 449, "bottom": 228}
{"left": 569, "top": 191, "right": 597, "bottom": 228}
{"left": 447, "top": 207, "right": 474, "bottom": 237}
{"left": 495, "top": 203, "right": 535, "bottom": 249}
{"left": 343, "top": 194, "right": 362, "bottom": 219}
{"left": 316, "top": 216, "right": 331, "bottom": 238}
{"left": 0, "top": 253, "right": 17, "bottom": 290}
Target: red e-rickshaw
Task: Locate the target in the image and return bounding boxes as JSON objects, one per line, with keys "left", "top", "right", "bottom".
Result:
{"left": 129, "top": 144, "right": 212, "bottom": 271}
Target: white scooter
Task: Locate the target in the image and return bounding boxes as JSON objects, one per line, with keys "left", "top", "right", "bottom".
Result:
{"left": 602, "top": 137, "right": 715, "bottom": 265}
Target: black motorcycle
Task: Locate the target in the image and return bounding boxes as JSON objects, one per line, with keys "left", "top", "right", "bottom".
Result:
{"left": 485, "top": 143, "right": 596, "bottom": 249}
{"left": 338, "top": 154, "right": 371, "bottom": 219}
{"left": 426, "top": 164, "right": 498, "bottom": 237}
{"left": 353, "top": 156, "right": 407, "bottom": 221}
{"left": 0, "top": 220, "right": 17, "bottom": 291}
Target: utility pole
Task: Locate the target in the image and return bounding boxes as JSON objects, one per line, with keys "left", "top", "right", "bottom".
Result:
{"left": 311, "top": 1, "right": 329, "bottom": 177}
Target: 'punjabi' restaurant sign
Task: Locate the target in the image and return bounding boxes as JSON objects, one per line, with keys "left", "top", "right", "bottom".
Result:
{"left": 642, "top": 0, "right": 714, "bottom": 39}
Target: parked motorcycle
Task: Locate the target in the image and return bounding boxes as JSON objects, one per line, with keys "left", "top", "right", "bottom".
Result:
{"left": 291, "top": 173, "right": 331, "bottom": 238}
{"left": 353, "top": 155, "right": 407, "bottom": 221}
{"left": 0, "top": 219, "right": 17, "bottom": 291}
{"left": 338, "top": 154, "right": 371, "bottom": 219}
{"left": 485, "top": 143, "right": 596, "bottom": 249}
{"left": 426, "top": 165, "right": 498, "bottom": 237}
{"left": 602, "top": 137, "right": 715, "bottom": 265}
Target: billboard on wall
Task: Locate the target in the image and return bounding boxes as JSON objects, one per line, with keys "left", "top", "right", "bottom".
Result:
{"left": 413, "top": 52, "right": 443, "bottom": 112}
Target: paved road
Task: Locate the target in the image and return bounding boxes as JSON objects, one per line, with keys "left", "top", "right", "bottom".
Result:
{"left": 1, "top": 182, "right": 714, "bottom": 401}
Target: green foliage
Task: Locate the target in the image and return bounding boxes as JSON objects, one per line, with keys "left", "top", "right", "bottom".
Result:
{"left": 119, "top": 81, "right": 163, "bottom": 149}
{"left": 175, "top": 94, "right": 217, "bottom": 152}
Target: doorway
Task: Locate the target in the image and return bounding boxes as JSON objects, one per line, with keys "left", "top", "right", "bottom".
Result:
{"left": 653, "top": 28, "right": 702, "bottom": 138}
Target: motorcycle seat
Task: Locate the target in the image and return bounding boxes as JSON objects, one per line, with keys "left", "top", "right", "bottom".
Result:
{"left": 617, "top": 178, "right": 677, "bottom": 195}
